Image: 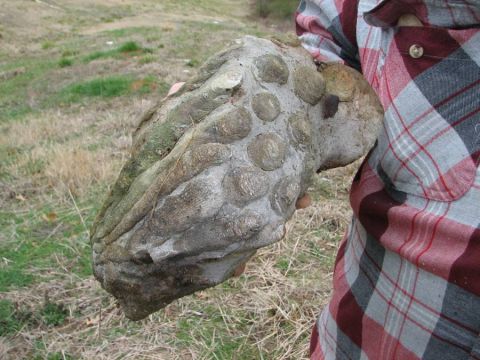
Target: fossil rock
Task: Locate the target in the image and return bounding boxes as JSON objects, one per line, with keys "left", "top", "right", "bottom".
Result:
{"left": 254, "top": 54, "right": 289, "bottom": 84}
{"left": 292, "top": 65, "right": 325, "bottom": 105}
{"left": 251, "top": 92, "right": 281, "bottom": 122}
{"left": 91, "top": 36, "right": 383, "bottom": 320}
{"left": 247, "top": 133, "right": 287, "bottom": 171}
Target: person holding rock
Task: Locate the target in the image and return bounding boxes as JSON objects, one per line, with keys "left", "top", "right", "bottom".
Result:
{"left": 295, "top": 0, "right": 480, "bottom": 359}
{"left": 90, "top": 1, "right": 479, "bottom": 358}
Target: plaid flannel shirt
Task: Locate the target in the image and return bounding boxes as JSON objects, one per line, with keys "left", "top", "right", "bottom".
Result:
{"left": 296, "top": 0, "right": 480, "bottom": 359}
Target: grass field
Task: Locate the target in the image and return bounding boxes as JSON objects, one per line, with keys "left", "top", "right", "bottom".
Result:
{"left": 0, "top": 1, "right": 357, "bottom": 358}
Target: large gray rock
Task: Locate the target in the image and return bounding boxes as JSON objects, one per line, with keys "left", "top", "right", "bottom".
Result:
{"left": 91, "top": 36, "right": 383, "bottom": 320}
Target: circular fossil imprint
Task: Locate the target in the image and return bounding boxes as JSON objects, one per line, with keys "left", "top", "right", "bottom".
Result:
{"left": 223, "top": 166, "right": 270, "bottom": 205}
{"left": 247, "top": 133, "right": 287, "bottom": 171}
{"left": 288, "top": 112, "right": 312, "bottom": 145}
{"left": 293, "top": 66, "right": 325, "bottom": 105}
{"left": 251, "top": 92, "right": 281, "bottom": 122}
{"left": 214, "top": 107, "right": 252, "bottom": 142}
{"left": 255, "top": 54, "right": 290, "bottom": 84}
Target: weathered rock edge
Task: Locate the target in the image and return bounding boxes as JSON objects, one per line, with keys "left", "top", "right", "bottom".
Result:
{"left": 91, "top": 36, "right": 383, "bottom": 320}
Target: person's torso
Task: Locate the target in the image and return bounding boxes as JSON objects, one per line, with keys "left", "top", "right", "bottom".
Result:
{"left": 348, "top": 0, "right": 480, "bottom": 332}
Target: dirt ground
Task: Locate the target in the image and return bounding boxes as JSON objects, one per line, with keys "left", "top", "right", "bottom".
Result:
{"left": 0, "top": 1, "right": 357, "bottom": 359}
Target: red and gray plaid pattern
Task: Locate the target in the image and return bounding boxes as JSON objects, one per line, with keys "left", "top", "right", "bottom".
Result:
{"left": 296, "top": 0, "right": 480, "bottom": 359}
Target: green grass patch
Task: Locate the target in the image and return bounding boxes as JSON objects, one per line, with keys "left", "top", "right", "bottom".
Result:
{"left": 275, "top": 257, "right": 290, "bottom": 272}
{"left": 41, "top": 41, "right": 55, "bottom": 50}
{"left": 83, "top": 41, "right": 152, "bottom": 62}
{"left": 0, "top": 299, "right": 22, "bottom": 335}
{"left": 0, "top": 105, "right": 33, "bottom": 123}
{"left": 0, "top": 18, "right": 263, "bottom": 122}
{"left": 174, "top": 306, "right": 260, "bottom": 359}
{"left": 118, "top": 40, "right": 142, "bottom": 52}
{"left": 0, "top": 267, "right": 34, "bottom": 290}
{"left": 0, "top": 58, "right": 55, "bottom": 122}
{"left": 255, "top": 0, "right": 299, "bottom": 18}
{"left": 41, "top": 301, "right": 68, "bottom": 327}
{"left": 56, "top": 75, "right": 166, "bottom": 104}
{"left": 138, "top": 54, "right": 156, "bottom": 64}
{"left": 311, "top": 177, "right": 336, "bottom": 200}
{"left": 0, "top": 202, "right": 97, "bottom": 291}
{"left": 61, "top": 76, "right": 133, "bottom": 99}
{"left": 83, "top": 49, "right": 116, "bottom": 62}
{"left": 0, "top": 298, "right": 68, "bottom": 336}
{"left": 58, "top": 58, "right": 73, "bottom": 68}
{"left": 61, "top": 49, "right": 80, "bottom": 58}
{"left": 186, "top": 58, "right": 199, "bottom": 67}
{"left": 0, "top": 299, "right": 40, "bottom": 336}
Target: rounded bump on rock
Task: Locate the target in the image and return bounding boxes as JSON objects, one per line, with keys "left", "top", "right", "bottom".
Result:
{"left": 156, "top": 179, "right": 223, "bottom": 233}
{"left": 223, "top": 166, "right": 269, "bottom": 205}
{"left": 253, "top": 222, "right": 287, "bottom": 247}
{"left": 322, "top": 63, "right": 356, "bottom": 101}
{"left": 99, "top": 244, "right": 131, "bottom": 264}
{"left": 175, "top": 143, "right": 231, "bottom": 181}
{"left": 92, "top": 242, "right": 105, "bottom": 253}
{"left": 251, "top": 92, "right": 281, "bottom": 122}
{"left": 288, "top": 112, "right": 312, "bottom": 145}
{"left": 209, "top": 68, "right": 243, "bottom": 92}
{"left": 189, "top": 143, "right": 231, "bottom": 167}
{"left": 254, "top": 54, "right": 289, "bottom": 84}
{"left": 270, "top": 177, "right": 301, "bottom": 215}
{"left": 215, "top": 107, "right": 252, "bottom": 142}
{"left": 293, "top": 66, "right": 325, "bottom": 105}
{"left": 233, "top": 210, "right": 264, "bottom": 239}
{"left": 185, "top": 43, "right": 244, "bottom": 91}
{"left": 247, "top": 133, "right": 287, "bottom": 171}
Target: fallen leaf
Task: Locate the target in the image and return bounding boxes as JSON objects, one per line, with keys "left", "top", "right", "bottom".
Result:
{"left": 131, "top": 80, "right": 146, "bottom": 91}
{"left": 42, "top": 212, "right": 57, "bottom": 222}
{"left": 46, "top": 212, "right": 57, "bottom": 222}
{"left": 85, "top": 316, "right": 100, "bottom": 326}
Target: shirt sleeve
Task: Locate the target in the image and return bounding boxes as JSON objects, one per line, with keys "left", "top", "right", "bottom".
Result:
{"left": 295, "top": 0, "right": 360, "bottom": 70}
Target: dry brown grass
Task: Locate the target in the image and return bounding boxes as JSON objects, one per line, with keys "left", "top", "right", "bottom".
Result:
{"left": 0, "top": 98, "right": 153, "bottom": 200}
{"left": 1, "top": 162, "right": 358, "bottom": 359}
{"left": 44, "top": 147, "right": 117, "bottom": 197}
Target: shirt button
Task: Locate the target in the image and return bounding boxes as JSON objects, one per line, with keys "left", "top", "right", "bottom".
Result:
{"left": 409, "top": 44, "right": 424, "bottom": 59}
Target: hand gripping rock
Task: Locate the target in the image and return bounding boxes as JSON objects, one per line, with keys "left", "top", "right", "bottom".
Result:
{"left": 90, "top": 36, "right": 383, "bottom": 320}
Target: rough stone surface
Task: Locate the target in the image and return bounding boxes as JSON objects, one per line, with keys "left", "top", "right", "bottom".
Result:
{"left": 214, "top": 107, "right": 252, "bottom": 142}
{"left": 270, "top": 177, "right": 301, "bottom": 215}
{"left": 293, "top": 66, "right": 325, "bottom": 105}
{"left": 233, "top": 210, "right": 264, "bottom": 239}
{"left": 247, "top": 133, "right": 287, "bottom": 171}
{"left": 223, "top": 166, "right": 270, "bottom": 205}
{"left": 91, "top": 36, "right": 383, "bottom": 320}
{"left": 154, "top": 178, "right": 223, "bottom": 234}
{"left": 251, "top": 92, "right": 281, "bottom": 121}
{"left": 288, "top": 112, "right": 312, "bottom": 146}
{"left": 322, "top": 63, "right": 356, "bottom": 101}
{"left": 323, "top": 94, "right": 340, "bottom": 119}
{"left": 255, "top": 54, "right": 289, "bottom": 84}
